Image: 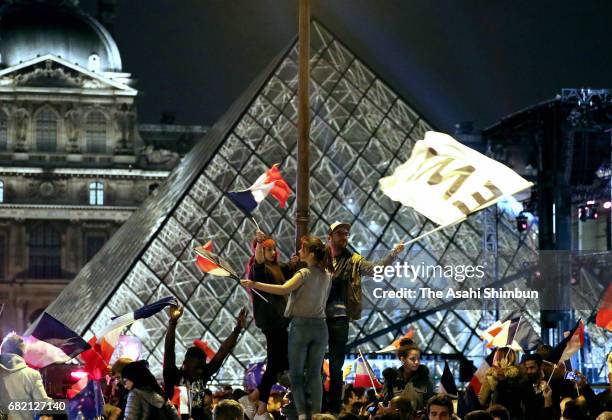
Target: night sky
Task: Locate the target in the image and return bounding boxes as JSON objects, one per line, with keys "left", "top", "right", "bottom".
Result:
{"left": 79, "top": 0, "right": 612, "bottom": 132}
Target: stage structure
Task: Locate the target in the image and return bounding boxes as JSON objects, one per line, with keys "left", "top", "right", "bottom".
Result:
{"left": 46, "top": 21, "right": 539, "bottom": 383}
{"left": 484, "top": 88, "right": 612, "bottom": 382}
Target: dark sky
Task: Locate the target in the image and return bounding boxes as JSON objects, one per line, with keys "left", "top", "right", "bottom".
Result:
{"left": 80, "top": 0, "right": 612, "bottom": 132}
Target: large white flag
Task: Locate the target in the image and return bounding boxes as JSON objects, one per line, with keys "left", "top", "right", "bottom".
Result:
{"left": 379, "top": 131, "right": 533, "bottom": 226}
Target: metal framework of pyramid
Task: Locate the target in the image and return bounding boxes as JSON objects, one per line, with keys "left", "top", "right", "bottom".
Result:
{"left": 47, "top": 21, "right": 542, "bottom": 383}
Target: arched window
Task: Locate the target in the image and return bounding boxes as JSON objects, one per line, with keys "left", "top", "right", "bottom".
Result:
{"left": 89, "top": 181, "right": 104, "bottom": 205}
{"left": 85, "top": 111, "right": 107, "bottom": 153}
{"left": 29, "top": 223, "right": 61, "bottom": 278}
{"left": 0, "top": 112, "right": 7, "bottom": 151}
{"left": 35, "top": 108, "right": 58, "bottom": 152}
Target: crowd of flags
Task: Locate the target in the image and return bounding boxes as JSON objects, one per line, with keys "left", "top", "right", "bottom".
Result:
{"left": 1, "top": 131, "right": 610, "bottom": 417}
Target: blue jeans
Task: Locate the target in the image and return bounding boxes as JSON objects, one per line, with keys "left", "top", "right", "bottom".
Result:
{"left": 288, "top": 317, "right": 328, "bottom": 415}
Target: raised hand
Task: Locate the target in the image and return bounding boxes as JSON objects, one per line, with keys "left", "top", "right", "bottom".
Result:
{"left": 255, "top": 230, "right": 266, "bottom": 243}
{"left": 393, "top": 241, "right": 405, "bottom": 255}
{"left": 168, "top": 305, "right": 183, "bottom": 322}
{"left": 236, "top": 308, "right": 247, "bottom": 330}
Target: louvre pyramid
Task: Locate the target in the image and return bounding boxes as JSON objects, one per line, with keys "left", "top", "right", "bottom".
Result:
{"left": 47, "top": 21, "right": 539, "bottom": 383}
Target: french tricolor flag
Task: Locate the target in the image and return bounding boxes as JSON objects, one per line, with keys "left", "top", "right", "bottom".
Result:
{"left": 194, "top": 240, "right": 236, "bottom": 277}
{"left": 78, "top": 296, "right": 178, "bottom": 381}
{"left": 22, "top": 313, "right": 90, "bottom": 369}
{"left": 550, "top": 319, "right": 584, "bottom": 364}
{"left": 227, "top": 164, "right": 292, "bottom": 215}
{"left": 352, "top": 356, "right": 382, "bottom": 389}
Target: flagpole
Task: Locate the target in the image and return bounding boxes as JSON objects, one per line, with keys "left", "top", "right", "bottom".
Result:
{"left": 546, "top": 363, "right": 558, "bottom": 386}
{"left": 230, "top": 274, "right": 269, "bottom": 303}
{"left": 404, "top": 218, "right": 465, "bottom": 246}
{"left": 403, "top": 183, "right": 534, "bottom": 246}
{"left": 250, "top": 217, "right": 261, "bottom": 231}
{"left": 295, "top": 0, "right": 311, "bottom": 251}
{"left": 509, "top": 316, "right": 522, "bottom": 350}
{"left": 358, "top": 348, "right": 378, "bottom": 391}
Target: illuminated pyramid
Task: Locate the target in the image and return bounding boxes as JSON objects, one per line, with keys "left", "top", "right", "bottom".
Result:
{"left": 47, "top": 21, "right": 537, "bottom": 383}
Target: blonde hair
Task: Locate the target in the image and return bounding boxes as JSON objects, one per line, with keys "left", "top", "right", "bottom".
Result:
{"left": 493, "top": 347, "right": 517, "bottom": 368}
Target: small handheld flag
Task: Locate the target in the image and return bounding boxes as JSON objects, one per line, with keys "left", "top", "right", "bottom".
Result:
{"left": 376, "top": 328, "right": 414, "bottom": 353}
{"left": 227, "top": 164, "right": 292, "bottom": 216}
{"left": 194, "top": 241, "right": 269, "bottom": 302}
{"left": 22, "top": 313, "right": 90, "bottom": 369}
{"left": 78, "top": 296, "right": 178, "bottom": 381}
{"left": 354, "top": 349, "right": 382, "bottom": 389}
{"left": 549, "top": 319, "right": 584, "bottom": 364}
{"left": 595, "top": 282, "right": 612, "bottom": 331}
{"left": 440, "top": 361, "right": 458, "bottom": 397}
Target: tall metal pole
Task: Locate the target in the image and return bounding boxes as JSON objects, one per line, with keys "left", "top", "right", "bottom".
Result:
{"left": 295, "top": 0, "right": 310, "bottom": 250}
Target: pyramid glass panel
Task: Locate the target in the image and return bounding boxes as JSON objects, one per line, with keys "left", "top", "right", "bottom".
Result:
{"left": 47, "top": 21, "right": 540, "bottom": 384}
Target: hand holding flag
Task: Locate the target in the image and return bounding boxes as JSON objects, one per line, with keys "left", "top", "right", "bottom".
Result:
{"left": 194, "top": 241, "right": 269, "bottom": 302}
{"left": 228, "top": 164, "right": 292, "bottom": 216}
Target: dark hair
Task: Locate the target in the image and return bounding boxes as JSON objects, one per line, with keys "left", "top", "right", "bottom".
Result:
{"left": 351, "top": 401, "right": 364, "bottom": 414}
{"left": 185, "top": 346, "right": 207, "bottom": 360}
{"left": 487, "top": 404, "right": 510, "bottom": 420}
{"left": 464, "top": 411, "right": 494, "bottom": 420}
{"left": 373, "top": 413, "right": 400, "bottom": 420}
{"left": 366, "top": 388, "right": 378, "bottom": 404}
{"left": 426, "top": 394, "right": 453, "bottom": 415}
{"left": 562, "top": 398, "right": 590, "bottom": 420}
{"left": 338, "top": 413, "right": 360, "bottom": 420}
{"left": 353, "top": 386, "right": 365, "bottom": 399}
{"left": 232, "top": 388, "right": 247, "bottom": 400}
{"left": 398, "top": 337, "right": 414, "bottom": 347}
{"left": 397, "top": 344, "right": 421, "bottom": 359}
{"left": 121, "top": 361, "right": 164, "bottom": 397}
{"left": 536, "top": 344, "right": 554, "bottom": 362}
{"left": 390, "top": 396, "right": 414, "bottom": 419}
{"left": 522, "top": 353, "right": 543, "bottom": 367}
{"left": 300, "top": 236, "right": 334, "bottom": 273}
{"left": 342, "top": 383, "right": 355, "bottom": 404}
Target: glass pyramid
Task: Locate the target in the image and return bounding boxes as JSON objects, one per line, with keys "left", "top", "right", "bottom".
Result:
{"left": 47, "top": 21, "right": 539, "bottom": 384}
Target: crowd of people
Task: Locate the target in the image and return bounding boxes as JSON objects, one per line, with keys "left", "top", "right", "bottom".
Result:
{"left": 1, "top": 220, "right": 611, "bottom": 420}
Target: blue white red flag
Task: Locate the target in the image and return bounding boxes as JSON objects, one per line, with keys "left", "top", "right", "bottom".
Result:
{"left": 352, "top": 355, "right": 382, "bottom": 389}
{"left": 22, "top": 313, "right": 89, "bottom": 369}
{"left": 194, "top": 240, "right": 238, "bottom": 278}
{"left": 549, "top": 319, "right": 584, "bottom": 364}
{"left": 227, "top": 164, "right": 292, "bottom": 215}
{"left": 77, "top": 296, "right": 177, "bottom": 382}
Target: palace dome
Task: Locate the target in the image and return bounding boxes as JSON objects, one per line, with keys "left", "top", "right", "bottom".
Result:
{"left": 0, "top": 1, "right": 122, "bottom": 72}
